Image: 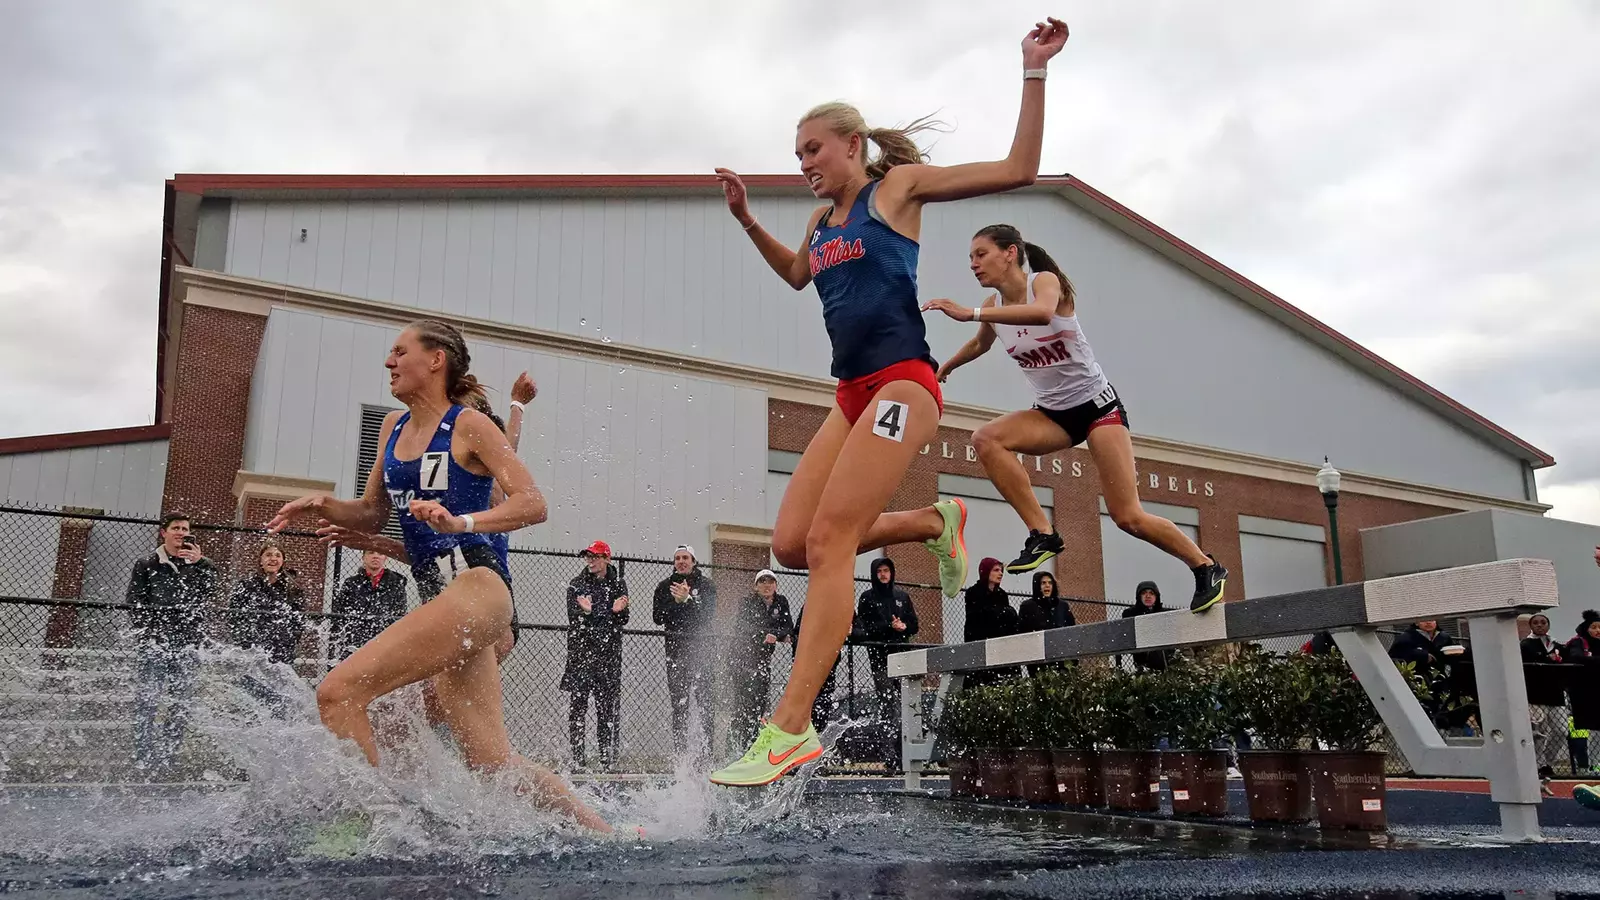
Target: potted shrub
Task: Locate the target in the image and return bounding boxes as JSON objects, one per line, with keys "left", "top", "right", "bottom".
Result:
{"left": 1223, "top": 646, "right": 1315, "bottom": 824}
{"left": 973, "top": 680, "right": 1028, "bottom": 802}
{"left": 1036, "top": 665, "right": 1105, "bottom": 807}
{"left": 1303, "top": 651, "right": 1392, "bottom": 831}
{"left": 937, "top": 686, "right": 984, "bottom": 799}
{"left": 1097, "top": 667, "right": 1164, "bottom": 812}
{"left": 1002, "top": 679, "right": 1057, "bottom": 804}
{"left": 1155, "top": 658, "right": 1234, "bottom": 817}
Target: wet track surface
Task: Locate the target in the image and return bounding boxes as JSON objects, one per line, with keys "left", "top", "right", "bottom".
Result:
{"left": 6, "top": 790, "right": 1600, "bottom": 899}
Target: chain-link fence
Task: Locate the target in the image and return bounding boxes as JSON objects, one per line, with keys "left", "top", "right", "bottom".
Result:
{"left": 0, "top": 502, "right": 1587, "bottom": 782}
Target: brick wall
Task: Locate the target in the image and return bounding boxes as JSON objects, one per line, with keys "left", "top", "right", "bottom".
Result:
{"left": 44, "top": 516, "right": 95, "bottom": 649}
{"left": 160, "top": 304, "right": 269, "bottom": 525}
{"left": 768, "top": 398, "right": 1453, "bottom": 617}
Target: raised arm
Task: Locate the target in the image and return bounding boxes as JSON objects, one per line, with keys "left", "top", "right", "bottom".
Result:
{"left": 715, "top": 168, "right": 825, "bottom": 291}
{"left": 881, "top": 19, "right": 1068, "bottom": 207}
{"left": 268, "top": 410, "right": 400, "bottom": 534}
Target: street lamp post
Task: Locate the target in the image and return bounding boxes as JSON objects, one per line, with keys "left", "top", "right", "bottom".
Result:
{"left": 1317, "top": 457, "right": 1343, "bottom": 585}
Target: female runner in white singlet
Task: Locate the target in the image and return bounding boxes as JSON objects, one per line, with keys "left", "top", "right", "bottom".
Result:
{"left": 923, "top": 225, "right": 1227, "bottom": 612}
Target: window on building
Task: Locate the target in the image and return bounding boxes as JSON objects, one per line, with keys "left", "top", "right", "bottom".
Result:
{"left": 1100, "top": 499, "right": 1197, "bottom": 611}
{"left": 1239, "top": 514, "right": 1330, "bottom": 652}
{"left": 356, "top": 404, "right": 404, "bottom": 539}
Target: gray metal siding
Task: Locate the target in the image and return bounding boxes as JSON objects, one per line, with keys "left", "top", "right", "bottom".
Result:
{"left": 224, "top": 193, "right": 1525, "bottom": 499}
{"left": 244, "top": 307, "right": 769, "bottom": 558}
{"left": 193, "top": 198, "right": 232, "bottom": 272}
{"left": 0, "top": 441, "right": 169, "bottom": 515}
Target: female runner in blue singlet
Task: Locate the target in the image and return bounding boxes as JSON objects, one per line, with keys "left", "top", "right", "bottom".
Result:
{"left": 708, "top": 16, "right": 1070, "bottom": 786}
{"left": 268, "top": 322, "right": 610, "bottom": 833}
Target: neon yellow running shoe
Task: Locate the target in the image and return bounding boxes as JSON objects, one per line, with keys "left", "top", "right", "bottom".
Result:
{"left": 923, "top": 498, "right": 969, "bottom": 598}
{"left": 708, "top": 721, "right": 823, "bottom": 787}
{"left": 305, "top": 812, "right": 372, "bottom": 858}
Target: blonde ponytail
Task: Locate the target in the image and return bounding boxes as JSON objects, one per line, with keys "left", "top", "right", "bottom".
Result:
{"left": 801, "top": 103, "right": 948, "bottom": 178}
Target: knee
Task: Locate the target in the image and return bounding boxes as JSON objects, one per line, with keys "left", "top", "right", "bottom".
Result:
{"left": 1111, "top": 506, "right": 1148, "bottom": 539}
{"left": 315, "top": 675, "right": 363, "bottom": 721}
{"left": 772, "top": 539, "right": 807, "bottom": 571}
{"left": 803, "top": 526, "right": 856, "bottom": 571}
{"left": 972, "top": 425, "right": 1006, "bottom": 457}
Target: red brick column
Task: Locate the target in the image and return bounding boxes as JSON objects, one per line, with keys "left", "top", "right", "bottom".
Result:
{"left": 44, "top": 511, "right": 97, "bottom": 650}
{"left": 161, "top": 303, "right": 269, "bottom": 524}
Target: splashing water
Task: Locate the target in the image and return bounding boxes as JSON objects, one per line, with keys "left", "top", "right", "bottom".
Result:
{"left": 0, "top": 646, "right": 874, "bottom": 867}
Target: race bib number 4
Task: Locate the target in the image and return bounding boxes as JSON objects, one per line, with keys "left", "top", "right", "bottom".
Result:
{"left": 872, "top": 400, "right": 909, "bottom": 442}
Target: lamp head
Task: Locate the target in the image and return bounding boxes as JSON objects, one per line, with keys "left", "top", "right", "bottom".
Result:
{"left": 1316, "top": 457, "right": 1341, "bottom": 496}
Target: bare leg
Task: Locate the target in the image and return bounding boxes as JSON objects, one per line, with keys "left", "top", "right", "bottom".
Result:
{"left": 315, "top": 567, "right": 512, "bottom": 765}
{"left": 771, "top": 408, "right": 944, "bottom": 569}
{"left": 1088, "top": 424, "right": 1209, "bottom": 568}
{"left": 770, "top": 381, "right": 941, "bottom": 734}
{"left": 973, "top": 410, "right": 1074, "bottom": 534}
{"left": 432, "top": 650, "right": 611, "bottom": 833}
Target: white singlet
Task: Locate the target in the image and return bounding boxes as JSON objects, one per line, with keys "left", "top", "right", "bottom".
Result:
{"left": 989, "top": 273, "right": 1110, "bottom": 411}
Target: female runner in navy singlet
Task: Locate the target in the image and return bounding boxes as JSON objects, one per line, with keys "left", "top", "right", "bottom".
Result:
{"left": 709, "top": 16, "right": 1070, "bottom": 787}
{"left": 923, "top": 226, "right": 1228, "bottom": 612}
{"left": 267, "top": 321, "right": 610, "bottom": 833}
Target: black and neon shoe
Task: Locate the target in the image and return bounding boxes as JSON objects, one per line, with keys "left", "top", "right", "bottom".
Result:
{"left": 1006, "top": 529, "right": 1065, "bottom": 574}
{"left": 1191, "top": 555, "right": 1227, "bottom": 612}
{"left": 1575, "top": 784, "right": 1600, "bottom": 811}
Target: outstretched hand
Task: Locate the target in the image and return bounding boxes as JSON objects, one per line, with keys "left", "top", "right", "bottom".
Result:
{"left": 266, "top": 494, "right": 327, "bottom": 534}
{"left": 714, "top": 168, "right": 755, "bottom": 228}
{"left": 316, "top": 520, "right": 380, "bottom": 552}
{"left": 1022, "top": 17, "right": 1069, "bottom": 68}
{"left": 921, "top": 298, "right": 975, "bottom": 322}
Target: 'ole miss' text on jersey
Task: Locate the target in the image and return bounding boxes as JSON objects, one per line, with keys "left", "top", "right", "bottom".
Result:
{"left": 808, "top": 181, "right": 937, "bottom": 382}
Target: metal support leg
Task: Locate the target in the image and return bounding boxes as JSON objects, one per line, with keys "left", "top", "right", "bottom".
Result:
{"left": 1335, "top": 620, "right": 1542, "bottom": 842}
{"left": 1466, "top": 613, "right": 1543, "bottom": 841}
{"left": 900, "top": 676, "right": 925, "bottom": 791}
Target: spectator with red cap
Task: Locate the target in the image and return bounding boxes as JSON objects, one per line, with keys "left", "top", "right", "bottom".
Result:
{"left": 561, "top": 540, "right": 630, "bottom": 770}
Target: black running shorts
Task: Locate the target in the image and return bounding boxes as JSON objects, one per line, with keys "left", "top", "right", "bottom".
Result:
{"left": 1035, "top": 383, "right": 1129, "bottom": 448}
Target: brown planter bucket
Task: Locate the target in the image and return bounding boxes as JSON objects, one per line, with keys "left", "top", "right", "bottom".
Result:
{"left": 1164, "top": 750, "right": 1230, "bottom": 817}
{"left": 948, "top": 755, "right": 980, "bottom": 799}
{"left": 1238, "top": 750, "right": 1311, "bottom": 824}
{"left": 1307, "top": 750, "right": 1388, "bottom": 831}
{"left": 1050, "top": 749, "right": 1103, "bottom": 807}
{"left": 1100, "top": 749, "right": 1162, "bottom": 812}
{"left": 976, "top": 748, "right": 1018, "bottom": 801}
{"left": 1013, "top": 748, "right": 1057, "bottom": 804}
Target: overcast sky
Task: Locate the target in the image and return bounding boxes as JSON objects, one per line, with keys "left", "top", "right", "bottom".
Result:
{"left": 1, "top": 0, "right": 1596, "bottom": 523}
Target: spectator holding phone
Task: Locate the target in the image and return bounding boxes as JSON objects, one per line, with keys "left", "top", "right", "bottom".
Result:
{"left": 124, "top": 512, "right": 219, "bottom": 777}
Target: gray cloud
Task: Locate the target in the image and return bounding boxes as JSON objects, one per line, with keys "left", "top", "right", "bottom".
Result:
{"left": 1, "top": 0, "right": 1596, "bottom": 524}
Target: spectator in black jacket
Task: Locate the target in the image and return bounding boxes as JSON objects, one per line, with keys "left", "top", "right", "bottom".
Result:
{"left": 561, "top": 541, "right": 630, "bottom": 770}
{"left": 1017, "top": 571, "right": 1075, "bottom": 632}
{"left": 963, "top": 557, "right": 1020, "bottom": 687}
{"left": 228, "top": 539, "right": 306, "bottom": 666}
{"left": 330, "top": 550, "right": 410, "bottom": 659}
{"left": 1567, "top": 612, "right": 1600, "bottom": 661}
{"left": 1120, "top": 581, "right": 1172, "bottom": 672}
{"left": 124, "top": 512, "right": 218, "bottom": 777}
{"left": 1522, "top": 613, "right": 1563, "bottom": 664}
{"left": 652, "top": 545, "right": 717, "bottom": 755}
{"left": 1390, "top": 620, "right": 1470, "bottom": 728}
{"left": 1520, "top": 613, "right": 1563, "bottom": 784}
{"left": 856, "top": 557, "right": 919, "bottom": 769}
{"left": 730, "top": 569, "right": 795, "bottom": 748}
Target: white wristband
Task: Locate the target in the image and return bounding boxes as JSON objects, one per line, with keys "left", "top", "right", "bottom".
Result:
{"left": 972, "top": 306, "right": 983, "bottom": 322}
{"left": 460, "top": 514, "right": 475, "bottom": 533}
{"left": 742, "top": 218, "right": 759, "bottom": 232}
{"left": 1024, "top": 68, "right": 1047, "bottom": 81}
{"left": 509, "top": 400, "right": 526, "bottom": 412}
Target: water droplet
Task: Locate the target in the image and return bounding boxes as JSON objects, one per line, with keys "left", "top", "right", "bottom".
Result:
{"left": 602, "top": 336, "right": 613, "bottom": 344}
{"left": 462, "top": 638, "right": 474, "bottom": 649}
{"left": 580, "top": 318, "right": 587, "bottom": 326}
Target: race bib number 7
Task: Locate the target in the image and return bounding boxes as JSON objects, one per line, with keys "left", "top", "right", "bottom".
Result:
{"left": 872, "top": 400, "right": 909, "bottom": 442}
{"left": 420, "top": 451, "right": 450, "bottom": 490}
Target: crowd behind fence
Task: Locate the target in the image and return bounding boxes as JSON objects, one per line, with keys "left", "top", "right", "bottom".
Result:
{"left": 0, "top": 503, "right": 1588, "bottom": 779}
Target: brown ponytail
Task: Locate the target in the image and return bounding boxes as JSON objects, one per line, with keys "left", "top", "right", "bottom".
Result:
{"left": 406, "top": 318, "right": 492, "bottom": 409}
{"left": 801, "top": 102, "right": 947, "bottom": 179}
{"left": 973, "top": 225, "right": 1076, "bottom": 305}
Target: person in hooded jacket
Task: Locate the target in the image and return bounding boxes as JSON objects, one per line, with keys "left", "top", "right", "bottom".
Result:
{"left": 1017, "top": 571, "right": 1075, "bottom": 632}
{"left": 652, "top": 545, "right": 719, "bottom": 754}
{"left": 963, "top": 558, "right": 1020, "bottom": 687}
{"left": 730, "top": 569, "right": 795, "bottom": 748}
{"left": 562, "top": 541, "right": 631, "bottom": 770}
{"left": 856, "top": 557, "right": 919, "bottom": 769}
{"left": 226, "top": 539, "right": 307, "bottom": 718}
{"left": 1119, "top": 581, "right": 1172, "bottom": 672}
